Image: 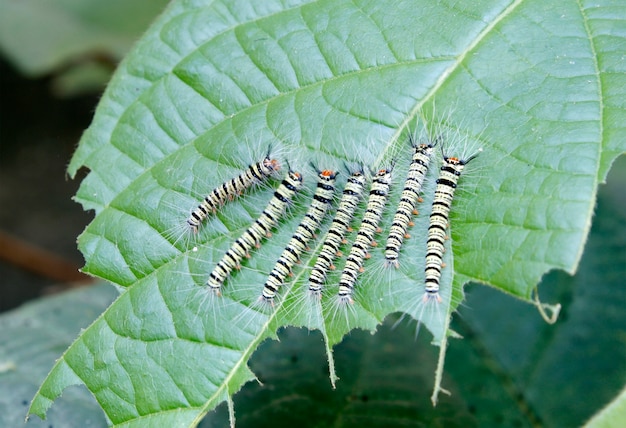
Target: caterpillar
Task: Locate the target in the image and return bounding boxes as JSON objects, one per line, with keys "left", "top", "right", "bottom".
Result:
{"left": 424, "top": 152, "right": 479, "bottom": 302}
{"left": 187, "top": 153, "right": 280, "bottom": 234}
{"left": 206, "top": 168, "right": 303, "bottom": 296}
{"left": 260, "top": 168, "right": 338, "bottom": 305}
{"left": 337, "top": 167, "right": 393, "bottom": 304}
{"left": 385, "top": 136, "right": 436, "bottom": 268}
{"left": 307, "top": 168, "right": 367, "bottom": 297}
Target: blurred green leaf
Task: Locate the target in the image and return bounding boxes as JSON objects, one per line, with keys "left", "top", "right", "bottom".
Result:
{"left": 0, "top": 0, "right": 169, "bottom": 77}
{"left": 0, "top": 284, "right": 117, "bottom": 428}
{"left": 50, "top": 61, "right": 114, "bottom": 97}
{"left": 28, "top": 0, "right": 626, "bottom": 426}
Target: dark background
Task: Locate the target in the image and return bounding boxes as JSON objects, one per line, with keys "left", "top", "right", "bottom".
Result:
{"left": 0, "top": 57, "right": 97, "bottom": 312}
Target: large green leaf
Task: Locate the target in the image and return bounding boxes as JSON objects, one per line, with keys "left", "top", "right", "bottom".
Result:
{"left": 30, "top": 0, "right": 626, "bottom": 426}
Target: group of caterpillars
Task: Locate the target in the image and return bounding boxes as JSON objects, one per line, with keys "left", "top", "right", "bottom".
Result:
{"left": 176, "top": 134, "right": 478, "bottom": 313}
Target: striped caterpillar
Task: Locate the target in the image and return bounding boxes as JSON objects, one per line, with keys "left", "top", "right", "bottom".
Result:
{"left": 337, "top": 167, "right": 393, "bottom": 304}
{"left": 424, "top": 152, "right": 478, "bottom": 302}
{"left": 385, "top": 136, "right": 436, "bottom": 268}
{"left": 187, "top": 154, "right": 280, "bottom": 234}
{"left": 206, "top": 169, "right": 303, "bottom": 296}
{"left": 260, "top": 168, "right": 338, "bottom": 305}
{"left": 307, "top": 168, "right": 367, "bottom": 298}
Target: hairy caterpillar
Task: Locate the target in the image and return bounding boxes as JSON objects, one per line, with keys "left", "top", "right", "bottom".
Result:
{"left": 424, "top": 152, "right": 479, "bottom": 302}
{"left": 385, "top": 136, "right": 436, "bottom": 268}
{"left": 337, "top": 167, "right": 393, "bottom": 304}
{"left": 260, "top": 168, "right": 338, "bottom": 305}
{"left": 187, "top": 153, "right": 280, "bottom": 234}
{"left": 206, "top": 169, "right": 303, "bottom": 296}
{"left": 306, "top": 168, "right": 367, "bottom": 298}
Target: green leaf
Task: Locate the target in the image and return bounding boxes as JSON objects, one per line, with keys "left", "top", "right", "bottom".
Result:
{"left": 0, "top": 0, "right": 169, "bottom": 76}
{"left": 0, "top": 284, "right": 117, "bottom": 428}
{"left": 30, "top": 0, "right": 626, "bottom": 426}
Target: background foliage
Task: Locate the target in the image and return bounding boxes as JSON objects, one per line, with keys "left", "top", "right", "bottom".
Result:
{"left": 0, "top": 0, "right": 169, "bottom": 95}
